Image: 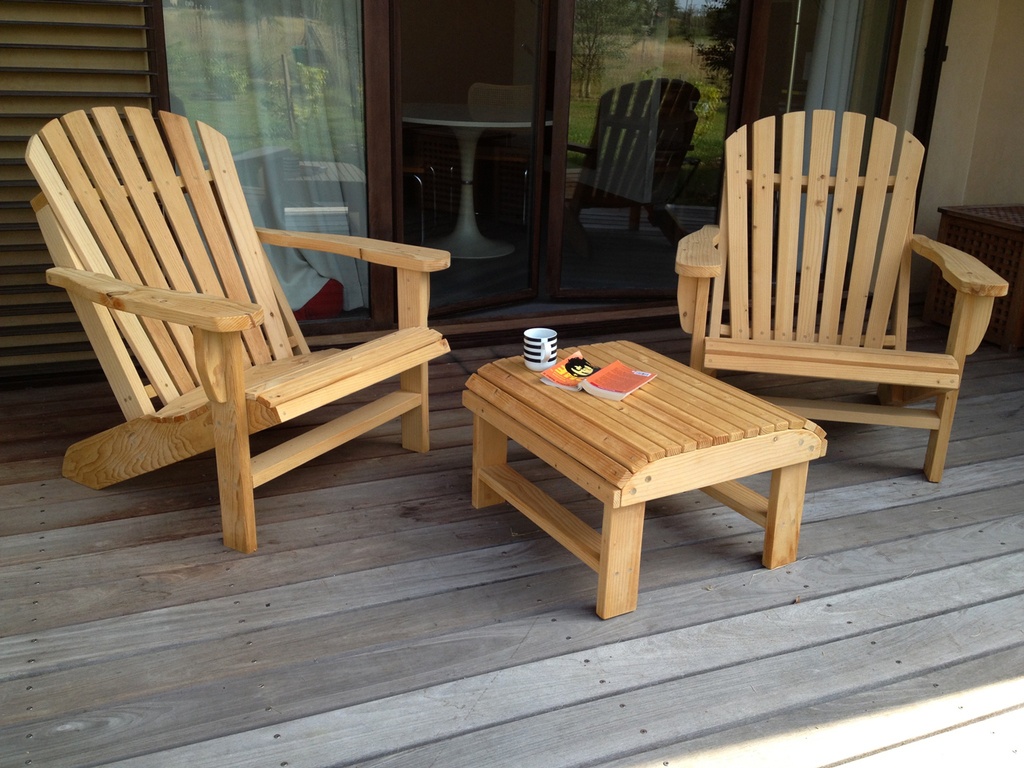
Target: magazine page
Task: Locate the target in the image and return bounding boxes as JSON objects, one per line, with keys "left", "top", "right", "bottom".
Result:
{"left": 580, "top": 360, "right": 656, "bottom": 400}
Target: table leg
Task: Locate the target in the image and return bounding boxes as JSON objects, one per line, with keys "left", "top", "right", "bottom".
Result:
{"left": 471, "top": 414, "right": 507, "bottom": 508}
{"left": 762, "top": 460, "right": 809, "bottom": 568}
{"left": 428, "top": 125, "right": 514, "bottom": 260}
{"left": 596, "top": 501, "right": 646, "bottom": 619}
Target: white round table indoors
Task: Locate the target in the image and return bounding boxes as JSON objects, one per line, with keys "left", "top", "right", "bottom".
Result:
{"left": 404, "top": 103, "right": 535, "bottom": 260}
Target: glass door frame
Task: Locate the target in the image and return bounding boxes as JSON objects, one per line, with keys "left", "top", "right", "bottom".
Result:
{"left": 544, "top": 0, "right": 716, "bottom": 301}
{"left": 380, "top": 0, "right": 552, "bottom": 318}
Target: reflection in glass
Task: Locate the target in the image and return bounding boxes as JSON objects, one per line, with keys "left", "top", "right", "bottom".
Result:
{"left": 163, "top": 1, "right": 368, "bottom": 322}
{"left": 400, "top": 0, "right": 541, "bottom": 314}
{"left": 556, "top": 3, "right": 725, "bottom": 296}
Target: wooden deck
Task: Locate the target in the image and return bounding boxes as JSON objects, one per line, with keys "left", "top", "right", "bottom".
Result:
{"left": 2, "top": 325, "right": 1023, "bottom": 767}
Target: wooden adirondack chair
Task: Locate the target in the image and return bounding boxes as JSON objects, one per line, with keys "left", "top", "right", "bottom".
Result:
{"left": 26, "top": 107, "right": 451, "bottom": 552}
{"left": 676, "top": 110, "right": 1008, "bottom": 482}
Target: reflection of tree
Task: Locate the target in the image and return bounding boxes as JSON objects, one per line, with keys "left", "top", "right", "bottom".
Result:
{"left": 573, "top": 0, "right": 680, "bottom": 98}
{"left": 572, "top": 0, "right": 636, "bottom": 98}
{"left": 696, "top": 0, "right": 739, "bottom": 85}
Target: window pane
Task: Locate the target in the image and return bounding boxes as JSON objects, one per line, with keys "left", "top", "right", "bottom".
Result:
{"left": 555, "top": 0, "right": 728, "bottom": 295}
{"left": 400, "top": 0, "right": 542, "bottom": 314}
{"left": 163, "top": 1, "right": 369, "bottom": 322}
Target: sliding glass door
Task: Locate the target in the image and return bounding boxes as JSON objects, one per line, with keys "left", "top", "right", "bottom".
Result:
{"left": 545, "top": 0, "right": 903, "bottom": 300}
{"left": 742, "top": 0, "right": 902, "bottom": 121}
{"left": 160, "top": 0, "right": 906, "bottom": 322}
{"left": 398, "top": 0, "right": 545, "bottom": 314}
{"left": 547, "top": 1, "right": 729, "bottom": 299}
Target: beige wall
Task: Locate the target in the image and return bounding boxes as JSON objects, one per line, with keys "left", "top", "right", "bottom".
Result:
{"left": 917, "top": 0, "right": 1023, "bottom": 238}
{"left": 963, "top": 1, "right": 1024, "bottom": 203}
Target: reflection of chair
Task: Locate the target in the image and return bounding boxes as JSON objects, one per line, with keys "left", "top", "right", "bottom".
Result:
{"left": 27, "top": 107, "right": 451, "bottom": 553}
{"left": 569, "top": 78, "right": 700, "bottom": 241}
{"left": 676, "top": 110, "right": 1008, "bottom": 482}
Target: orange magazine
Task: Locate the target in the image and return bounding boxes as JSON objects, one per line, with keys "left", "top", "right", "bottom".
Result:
{"left": 580, "top": 360, "right": 656, "bottom": 400}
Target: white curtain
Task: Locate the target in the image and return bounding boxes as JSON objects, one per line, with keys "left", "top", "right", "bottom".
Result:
{"left": 163, "top": 0, "right": 369, "bottom": 313}
{"left": 804, "top": 0, "right": 865, "bottom": 113}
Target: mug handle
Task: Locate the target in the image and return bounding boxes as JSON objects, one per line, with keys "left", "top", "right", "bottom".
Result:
{"left": 541, "top": 337, "right": 555, "bottom": 362}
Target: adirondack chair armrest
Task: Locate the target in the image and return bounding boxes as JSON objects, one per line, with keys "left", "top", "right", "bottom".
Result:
{"left": 911, "top": 234, "right": 1010, "bottom": 358}
{"left": 675, "top": 224, "right": 722, "bottom": 278}
{"left": 255, "top": 227, "right": 450, "bottom": 273}
{"left": 46, "top": 267, "right": 263, "bottom": 332}
{"left": 911, "top": 234, "right": 1008, "bottom": 297}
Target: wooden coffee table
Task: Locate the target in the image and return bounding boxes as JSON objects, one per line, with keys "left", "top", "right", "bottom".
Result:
{"left": 462, "top": 340, "right": 826, "bottom": 619}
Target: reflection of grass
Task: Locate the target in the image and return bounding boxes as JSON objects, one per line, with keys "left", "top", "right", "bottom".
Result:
{"left": 613, "top": 35, "right": 705, "bottom": 84}
{"left": 567, "top": 100, "right": 598, "bottom": 151}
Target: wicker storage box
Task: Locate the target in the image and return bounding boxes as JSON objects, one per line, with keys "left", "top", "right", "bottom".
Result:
{"left": 923, "top": 205, "right": 1024, "bottom": 351}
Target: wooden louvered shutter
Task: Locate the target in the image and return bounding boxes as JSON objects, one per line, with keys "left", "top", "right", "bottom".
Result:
{"left": 0, "top": 0, "right": 164, "bottom": 383}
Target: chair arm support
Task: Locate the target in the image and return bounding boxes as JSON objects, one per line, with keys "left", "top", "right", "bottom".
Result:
{"left": 255, "top": 227, "right": 450, "bottom": 273}
{"left": 675, "top": 225, "right": 721, "bottom": 349}
{"left": 911, "top": 233, "right": 1008, "bottom": 297}
{"left": 46, "top": 267, "right": 263, "bottom": 332}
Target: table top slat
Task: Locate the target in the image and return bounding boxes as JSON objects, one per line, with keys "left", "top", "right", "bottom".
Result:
{"left": 582, "top": 346, "right": 748, "bottom": 445}
{"left": 494, "top": 358, "right": 678, "bottom": 460}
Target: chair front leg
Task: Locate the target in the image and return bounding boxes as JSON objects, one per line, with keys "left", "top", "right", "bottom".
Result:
{"left": 921, "top": 291, "right": 996, "bottom": 483}
{"left": 677, "top": 274, "right": 711, "bottom": 371}
{"left": 400, "top": 362, "right": 430, "bottom": 453}
{"left": 396, "top": 268, "right": 433, "bottom": 453}
{"left": 195, "top": 328, "right": 257, "bottom": 553}
{"left": 924, "top": 389, "right": 958, "bottom": 483}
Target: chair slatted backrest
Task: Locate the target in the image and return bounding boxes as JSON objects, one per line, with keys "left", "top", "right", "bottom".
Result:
{"left": 26, "top": 107, "right": 301, "bottom": 419}
{"left": 712, "top": 110, "right": 925, "bottom": 350}
{"left": 582, "top": 78, "right": 700, "bottom": 206}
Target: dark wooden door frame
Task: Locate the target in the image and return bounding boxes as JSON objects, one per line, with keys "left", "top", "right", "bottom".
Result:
{"left": 543, "top": 0, "right": 575, "bottom": 300}
{"left": 913, "top": 0, "right": 952, "bottom": 149}
{"left": 363, "top": 0, "right": 399, "bottom": 327}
